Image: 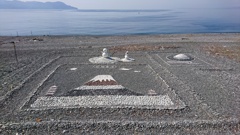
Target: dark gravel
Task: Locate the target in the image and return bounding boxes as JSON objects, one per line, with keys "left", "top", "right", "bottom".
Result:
{"left": 0, "top": 34, "right": 240, "bottom": 134}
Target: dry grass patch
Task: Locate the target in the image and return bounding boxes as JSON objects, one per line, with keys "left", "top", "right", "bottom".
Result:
{"left": 109, "top": 44, "right": 179, "bottom": 52}
{"left": 203, "top": 45, "right": 240, "bottom": 62}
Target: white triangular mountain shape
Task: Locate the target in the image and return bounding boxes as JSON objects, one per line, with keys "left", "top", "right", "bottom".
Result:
{"left": 65, "top": 75, "right": 142, "bottom": 96}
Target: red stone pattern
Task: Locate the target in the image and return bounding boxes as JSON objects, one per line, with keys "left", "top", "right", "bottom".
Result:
{"left": 85, "top": 80, "right": 118, "bottom": 86}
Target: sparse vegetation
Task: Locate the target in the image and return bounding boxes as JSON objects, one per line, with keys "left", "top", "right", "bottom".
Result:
{"left": 110, "top": 44, "right": 179, "bottom": 51}
{"left": 203, "top": 45, "right": 240, "bottom": 62}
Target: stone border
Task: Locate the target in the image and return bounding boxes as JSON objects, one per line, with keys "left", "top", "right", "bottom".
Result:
{"left": 75, "top": 85, "right": 125, "bottom": 90}
{"left": 167, "top": 54, "right": 194, "bottom": 61}
{"left": 30, "top": 95, "right": 186, "bottom": 110}
{"left": 19, "top": 55, "right": 187, "bottom": 111}
{"left": 146, "top": 53, "right": 220, "bottom": 117}
{"left": 18, "top": 65, "right": 61, "bottom": 111}
{"left": 1, "top": 118, "right": 239, "bottom": 132}
{"left": 0, "top": 56, "right": 61, "bottom": 106}
{"left": 156, "top": 53, "right": 212, "bottom": 66}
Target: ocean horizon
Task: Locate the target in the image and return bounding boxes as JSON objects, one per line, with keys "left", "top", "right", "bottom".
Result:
{"left": 0, "top": 8, "right": 239, "bottom": 36}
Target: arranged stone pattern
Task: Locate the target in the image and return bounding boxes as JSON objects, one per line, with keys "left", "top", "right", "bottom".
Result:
{"left": 89, "top": 48, "right": 120, "bottom": 64}
{"left": 45, "top": 85, "right": 57, "bottom": 96}
{"left": 74, "top": 75, "right": 124, "bottom": 90}
{"left": 31, "top": 95, "right": 175, "bottom": 109}
{"left": 65, "top": 75, "right": 142, "bottom": 96}
{"left": 84, "top": 75, "right": 118, "bottom": 85}
{"left": 121, "top": 51, "right": 135, "bottom": 62}
{"left": 167, "top": 53, "right": 194, "bottom": 61}
{"left": 89, "top": 48, "right": 135, "bottom": 63}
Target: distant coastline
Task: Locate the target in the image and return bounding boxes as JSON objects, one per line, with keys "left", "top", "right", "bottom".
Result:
{"left": 0, "top": 0, "right": 77, "bottom": 9}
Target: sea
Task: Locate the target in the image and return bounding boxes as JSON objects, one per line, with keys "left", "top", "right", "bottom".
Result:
{"left": 0, "top": 8, "right": 239, "bottom": 36}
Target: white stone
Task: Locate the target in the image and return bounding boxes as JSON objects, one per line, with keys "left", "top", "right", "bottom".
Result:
{"left": 125, "top": 51, "right": 129, "bottom": 59}
{"left": 89, "top": 57, "right": 120, "bottom": 64}
{"left": 134, "top": 70, "right": 141, "bottom": 73}
{"left": 70, "top": 68, "right": 77, "bottom": 71}
{"left": 45, "top": 85, "right": 58, "bottom": 96}
{"left": 173, "top": 54, "right": 191, "bottom": 60}
{"left": 148, "top": 89, "right": 157, "bottom": 96}
{"left": 89, "top": 48, "right": 120, "bottom": 64}
{"left": 119, "top": 68, "right": 132, "bottom": 71}
{"left": 102, "top": 48, "right": 109, "bottom": 58}
{"left": 31, "top": 95, "right": 174, "bottom": 109}
{"left": 121, "top": 51, "right": 135, "bottom": 62}
{"left": 90, "top": 75, "right": 115, "bottom": 82}
{"left": 75, "top": 85, "right": 125, "bottom": 90}
{"left": 62, "top": 130, "right": 68, "bottom": 133}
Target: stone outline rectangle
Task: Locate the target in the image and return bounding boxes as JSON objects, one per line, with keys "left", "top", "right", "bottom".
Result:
{"left": 156, "top": 53, "right": 212, "bottom": 66}
{"left": 21, "top": 55, "right": 186, "bottom": 111}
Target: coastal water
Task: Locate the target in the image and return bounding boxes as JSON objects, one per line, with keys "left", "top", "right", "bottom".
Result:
{"left": 0, "top": 8, "right": 239, "bottom": 36}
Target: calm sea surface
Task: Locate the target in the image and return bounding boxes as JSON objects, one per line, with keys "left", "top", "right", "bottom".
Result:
{"left": 0, "top": 8, "right": 239, "bottom": 36}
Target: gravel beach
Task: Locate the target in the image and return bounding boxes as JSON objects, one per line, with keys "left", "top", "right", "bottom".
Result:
{"left": 0, "top": 33, "right": 240, "bottom": 134}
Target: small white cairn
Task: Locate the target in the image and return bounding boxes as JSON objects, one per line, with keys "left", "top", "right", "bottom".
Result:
{"left": 121, "top": 51, "right": 135, "bottom": 62}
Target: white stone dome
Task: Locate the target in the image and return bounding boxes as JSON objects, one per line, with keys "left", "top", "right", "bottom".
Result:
{"left": 173, "top": 54, "right": 191, "bottom": 60}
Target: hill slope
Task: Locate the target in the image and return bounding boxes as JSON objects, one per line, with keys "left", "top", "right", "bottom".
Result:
{"left": 0, "top": 0, "right": 78, "bottom": 9}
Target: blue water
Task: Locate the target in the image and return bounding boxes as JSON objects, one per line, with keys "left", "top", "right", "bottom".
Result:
{"left": 0, "top": 8, "right": 239, "bottom": 36}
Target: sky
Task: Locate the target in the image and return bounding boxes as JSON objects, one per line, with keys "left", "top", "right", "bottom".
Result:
{"left": 20, "top": 0, "right": 240, "bottom": 9}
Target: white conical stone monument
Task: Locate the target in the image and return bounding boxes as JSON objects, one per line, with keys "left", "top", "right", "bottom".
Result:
{"left": 121, "top": 51, "right": 135, "bottom": 62}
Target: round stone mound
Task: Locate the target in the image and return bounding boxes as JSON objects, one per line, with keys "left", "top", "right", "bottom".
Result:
{"left": 121, "top": 57, "right": 135, "bottom": 62}
{"left": 89, "top": 57, "right": 120, "bottom": 64}
{"left": 167, "top": 53, "right": 194, "bottom": 61}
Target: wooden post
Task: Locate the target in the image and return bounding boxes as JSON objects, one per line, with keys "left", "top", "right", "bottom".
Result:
{"left": 11, "top": 41, "right": 19, "bottom": 65}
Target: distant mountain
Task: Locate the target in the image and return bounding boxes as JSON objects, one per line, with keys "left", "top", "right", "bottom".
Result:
{"left": 0, "top": 0, "right": 78, "bottom": 9}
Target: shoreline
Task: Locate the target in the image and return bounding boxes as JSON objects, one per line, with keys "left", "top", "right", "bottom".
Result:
{"left": 1, "top": 32, "right": 240, "bottom": 36}
{"left": 1, "top": 32, "right": 240, "bottom": 37}
{"left": 1, "top": 33, "right": 239, "bottom": 46}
